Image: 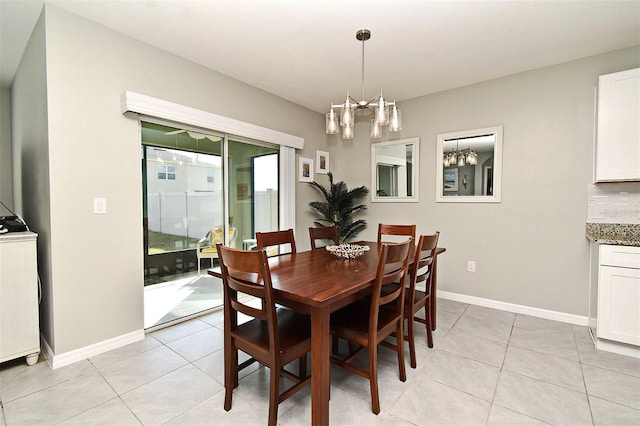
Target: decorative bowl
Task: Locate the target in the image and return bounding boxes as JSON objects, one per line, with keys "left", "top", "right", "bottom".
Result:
{"left": 326, "top": 244, "right": 370, "bottom": 260}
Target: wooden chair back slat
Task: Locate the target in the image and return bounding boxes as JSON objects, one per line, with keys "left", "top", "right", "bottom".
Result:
{"left": 217, "top": 244, "right": 276, "bottom": 334}
{"left": 309, "top": 225, "right": 340, "bottom": 250}
{"left": 256, "top": 229, "right": 297, "bottom": 256}
{"left": 377, "top": 224, "right": 416, "bottom": 243}
{"left": 370, "top": 239, "right": 412, "bottom": 332}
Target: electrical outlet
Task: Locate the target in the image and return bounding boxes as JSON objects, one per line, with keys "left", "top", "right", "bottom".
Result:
{"left": 467, "top": 261, "right": 476, "bottom": 272}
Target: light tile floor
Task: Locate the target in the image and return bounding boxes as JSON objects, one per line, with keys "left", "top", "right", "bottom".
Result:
{"left": 1, "top": 298, "right": 639, "bottom": 425}
{"left": 144, "top": 274, "right": 222, "bottom": 329}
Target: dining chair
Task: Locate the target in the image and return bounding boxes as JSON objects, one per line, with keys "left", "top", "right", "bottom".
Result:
{"left": 216, "top": 244, "right": 311, "bottom": 426}
{"left": 256, "top": 229, "right": 297, "bottom": 257}
{"left": 330, "top": 238, "right": 412, "bottom": 415}
{"left": 308, "top": 225, "right": 340, "bottom": 250}
{"left": 404, "top": 232, "right": 440, "bottom": 368}
{"left": 377, "top": 223, "right": 416, "bottom": 243}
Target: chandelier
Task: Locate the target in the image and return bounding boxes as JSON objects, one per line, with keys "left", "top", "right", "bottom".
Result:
{"left": 325, "top": 29, "right": 402, "bottom": 140}
{"left": 443, "top": 140, "right": 478, "bottom": 167}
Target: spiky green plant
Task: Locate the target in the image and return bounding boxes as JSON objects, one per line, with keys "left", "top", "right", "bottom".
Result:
{"left": 308, "top": 172, "right": 368, "bottom": 243}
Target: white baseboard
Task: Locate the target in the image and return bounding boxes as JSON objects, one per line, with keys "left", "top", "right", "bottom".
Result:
{"left": 41, "top": 329, "right": 145, "bottom": 369}
{"left": 40, "top": 336, "right": 54, "bottom": 368}
{"left": 438, "top": 291, "right": 589, "bottom": 326}
{"left": 596, "top": 338, "right": 640, "bottom": 358}
{"left": 35, "top": 293, "right": 637, "bottom": 367}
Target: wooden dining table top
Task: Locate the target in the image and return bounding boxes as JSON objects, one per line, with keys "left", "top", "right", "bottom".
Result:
{"left": 208, "top": 241, "right": 446, "bottom": 312}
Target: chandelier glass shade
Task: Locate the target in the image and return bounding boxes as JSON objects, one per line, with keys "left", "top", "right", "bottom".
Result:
{"left": 325, "top": 29, "right": 402, "bottom": 139}
{"left": 443, "top": 140, "right": 478, "bottom": 167}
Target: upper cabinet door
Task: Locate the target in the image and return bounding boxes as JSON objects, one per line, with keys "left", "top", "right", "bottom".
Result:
{"left": 595, "top": 68, "right": 640, "bottom": 182}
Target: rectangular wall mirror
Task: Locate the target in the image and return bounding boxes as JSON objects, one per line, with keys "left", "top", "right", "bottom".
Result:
{"left": 371, "top": 137, "right": 419, "bottom": 203}
{"left": 436, "top": 126, "right": 503, "bottom": 203}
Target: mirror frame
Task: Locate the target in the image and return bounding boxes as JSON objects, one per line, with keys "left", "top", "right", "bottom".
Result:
{"left": 371, "top": 137, "right": 420, "bottom": 203}
{"left": 436, "top": 126, "right": 503, "bottom": 203}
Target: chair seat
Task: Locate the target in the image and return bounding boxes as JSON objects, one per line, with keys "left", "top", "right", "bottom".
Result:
{"left": 412, "top": 289, "right": 428, "bottom": 304}
{"left": 332, "top": 301, "right": 402, "bottom": 341}
{"left": 201, "top": 247, "right": 219, "bottom": 254}
{"left": 385, "top": 284, "right": 429, "bottom": 309}
{"left": 234, "top": 308, "right": 311, "bottom": 360}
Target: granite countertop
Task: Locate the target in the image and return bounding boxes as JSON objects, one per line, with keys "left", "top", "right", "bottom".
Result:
{"left": 586, "top": 223, "right": 640, "bottom": 246}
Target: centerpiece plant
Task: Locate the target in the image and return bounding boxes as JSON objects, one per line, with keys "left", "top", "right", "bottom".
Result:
{"left": 308, "top": 172, "right": 369, "bottom": 243}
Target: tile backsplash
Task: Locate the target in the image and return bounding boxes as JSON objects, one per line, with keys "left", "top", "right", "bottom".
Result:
{"left": 587, "top": 182, "right": 640, "bottom": 224}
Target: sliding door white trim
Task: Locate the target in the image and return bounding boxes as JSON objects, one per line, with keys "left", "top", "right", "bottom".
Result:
{"left": 121, "top": 91, "right": 304, "bottom": 149}
{"left": 280, "top": 145, "right": 295, "bottom": 231}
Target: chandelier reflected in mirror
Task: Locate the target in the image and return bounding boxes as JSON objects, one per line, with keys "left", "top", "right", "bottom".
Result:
{"left": 443, "top": 140, "right": 478, "bottom": 167}
{"left": 325, "top": 29, "right": 402, "bottom": 140}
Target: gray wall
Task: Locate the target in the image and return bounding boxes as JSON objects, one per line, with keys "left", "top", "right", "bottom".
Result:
{"left": 11, "top": 10, "right": 53, "bottom": 344}
{"left": 0, "top": 87, "right": 13, "bottom": 208}
{"left": 12, "top": 4, "right": 323, "bottom": 357}
{"left": 9, "top": 3, "right": 639, "bottom": 359}
{"left": 323, "top": 46, "right": 640, "bottom": 316}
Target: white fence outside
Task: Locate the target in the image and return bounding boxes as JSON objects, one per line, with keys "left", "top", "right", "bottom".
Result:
{"left": 148, "top": 190, "right": 278, "bottom": 241}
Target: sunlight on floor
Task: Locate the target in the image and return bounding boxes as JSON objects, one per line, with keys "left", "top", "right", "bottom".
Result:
{"left": 144, "top": 274, "right": 223, "bottom": 329}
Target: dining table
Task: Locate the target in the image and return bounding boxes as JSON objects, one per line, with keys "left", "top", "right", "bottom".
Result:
{"left": 209, "top": 241, "right": 446, "bottom": 425}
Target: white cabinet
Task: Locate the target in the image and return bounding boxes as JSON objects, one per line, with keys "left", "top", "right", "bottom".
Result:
{"left": 0, "top": 231, "right": 40, "bottom": 365}
{"left": 595, "top": 68, "right": 640, "bottom": 182}
{"left": 597, "top": 244, "right": 640, "bottom": 346}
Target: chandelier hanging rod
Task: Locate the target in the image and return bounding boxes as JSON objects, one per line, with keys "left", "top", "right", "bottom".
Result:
{"left": 358, "top": 29, "right": 368, "bottom": 105}
{"left": 325, "top": 29, "right": 402, "bottom": 139}
{"left": 330, "top": 30, "right": 396, "bottom": 111}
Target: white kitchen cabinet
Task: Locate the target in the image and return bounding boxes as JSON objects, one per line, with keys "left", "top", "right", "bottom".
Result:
{"left": 0, "top": 231, "right": 40, "bottom": 365}
{"left": 597, "top": 244, "right": 640, "bottom": 347}
{"left": 595, "top": 68, "right": 640, "bottom": 182}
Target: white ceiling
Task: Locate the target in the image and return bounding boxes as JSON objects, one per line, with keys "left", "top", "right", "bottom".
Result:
{"left": 1, "top": 0, "right": 639, "bottom": 114}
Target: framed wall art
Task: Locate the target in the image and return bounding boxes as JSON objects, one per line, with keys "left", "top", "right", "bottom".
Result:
{"left": 316, "top": 150, "right": 329, "bottom": 174}
{"left": 299, "top": 157, "right": 313, "bottom": 182}
{"left": 443, "top": 168, "right": 459, "bottom": 192}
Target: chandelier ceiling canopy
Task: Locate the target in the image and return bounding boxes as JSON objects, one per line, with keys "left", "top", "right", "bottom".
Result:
{"left": 325, "top": 29, "right": 402, "bottom": 140}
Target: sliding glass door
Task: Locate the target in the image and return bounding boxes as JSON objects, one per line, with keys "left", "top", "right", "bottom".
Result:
{"left": 227, "top": 138, "right": 279, "bottom": 251}
{"left": 141, "top": 121, "right": 280, "bottom": 328}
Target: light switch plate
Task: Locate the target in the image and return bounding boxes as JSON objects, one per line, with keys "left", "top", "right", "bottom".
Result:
{"left": 93, "top": 198, "right": 107, "bottom": 214}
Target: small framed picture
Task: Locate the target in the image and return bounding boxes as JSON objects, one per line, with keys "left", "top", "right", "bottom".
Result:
{"left": 299, "top": 157, "right": 313, "bottom": 182}
{"left": 316, "top": 150, "right": 329, "bottom": 174}
{"left": 236, "top": 183, "right": 249, "bottom": 200}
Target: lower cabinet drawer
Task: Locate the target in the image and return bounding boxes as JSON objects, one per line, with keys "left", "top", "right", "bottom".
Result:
{"left": 600, "top": 245, "right": 640, "bottom": 269}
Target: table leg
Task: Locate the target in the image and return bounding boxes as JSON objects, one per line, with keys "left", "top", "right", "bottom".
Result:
{"left": 431, "top": 255, "right": 439, "bottom": 331}
{"left": 310, "top": 306, "right": 330, "bottom": 425}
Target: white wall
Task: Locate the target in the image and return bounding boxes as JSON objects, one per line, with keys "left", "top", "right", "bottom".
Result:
{"left": 12, "top": 4, "right": 323, "bottom": 361}
{"left": 322, "top": 46, "right": 640, "bottom": 317}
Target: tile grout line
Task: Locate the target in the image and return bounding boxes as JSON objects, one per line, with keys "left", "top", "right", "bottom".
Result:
{"left": 577, "top": 350, "right": 597, "bottom": 426}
